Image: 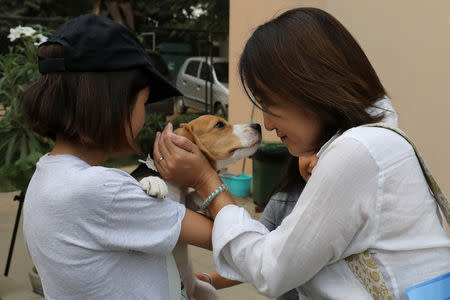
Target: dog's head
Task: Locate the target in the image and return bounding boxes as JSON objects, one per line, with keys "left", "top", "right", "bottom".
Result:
{"left": 174, "top": 115, "right": 262, "bottom": 170}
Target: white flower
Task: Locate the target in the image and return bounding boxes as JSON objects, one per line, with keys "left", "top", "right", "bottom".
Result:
{"left": 19, "top": 26, "right": 36, "bottom": 37}
{"left": 8, "top": 25, "right": 47, "bottom": 45}
{"left": 33, "top": 33, "right": 48, "bottom": 46}
{"left": 7, "top": 27, "right": 21, "bottom": 42}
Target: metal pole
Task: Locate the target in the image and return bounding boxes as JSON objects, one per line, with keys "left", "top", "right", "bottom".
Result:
{"left": 4, "top": 192, "right": 25, "bottom": 276}
{"left": 204, "top": 49, "right": 208, "bottom": 114}
{"left": 241, "top": 106, "right": 256, "bottom": 174}
{"left": 209, "top": 30, "right": 214, "bottom": 114}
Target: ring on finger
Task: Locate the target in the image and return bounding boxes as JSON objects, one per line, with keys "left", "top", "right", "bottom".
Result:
{"left": 158, "top": 156, "right": 165, "bottom": 163}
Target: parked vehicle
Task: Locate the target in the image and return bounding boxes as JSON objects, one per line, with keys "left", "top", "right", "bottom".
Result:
{"left": 146, "top": 50, "right": 174, "bottom": 116}
{"left": 175, "top": 57, "right": 229, "bottom": 116}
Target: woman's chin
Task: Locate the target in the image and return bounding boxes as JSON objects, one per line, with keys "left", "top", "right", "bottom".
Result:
{"left": 281, "top": 137, "right": 315, "bottom": 157}
{"left": 285, "top": 144, "right": 300, "bottom": 157}
{"left": 285, "top": 144, "right": 317, "bottom": 157}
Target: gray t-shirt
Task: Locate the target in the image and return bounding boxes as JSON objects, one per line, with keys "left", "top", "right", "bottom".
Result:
{"left": 260, "top": 186, "right": 303, "bottom": 232}
{"left": 23, "top": 154, "right": 186, "bottom": 300}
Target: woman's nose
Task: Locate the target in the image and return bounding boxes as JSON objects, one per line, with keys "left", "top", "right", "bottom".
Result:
{"left": 263, "top": 112, "right": 275, "bottom": 131}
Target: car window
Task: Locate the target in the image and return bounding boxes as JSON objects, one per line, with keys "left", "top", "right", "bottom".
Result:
{"left": 185, "top": 61, "right": 200, "bottom": 77}
{"left": 199, "top": 62, "right": 212, "bottom": 81}
{"left": 213, "top": 62, "right": 228, "bottom": 83}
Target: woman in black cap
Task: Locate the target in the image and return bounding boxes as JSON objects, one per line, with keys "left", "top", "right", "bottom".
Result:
{"left": 21, "top": 14, "right": 213, "bottom": 300}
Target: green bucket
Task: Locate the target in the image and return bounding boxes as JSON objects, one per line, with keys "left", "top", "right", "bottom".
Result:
{"left": 251, "top": 142, "right": 290, "bottom": 207}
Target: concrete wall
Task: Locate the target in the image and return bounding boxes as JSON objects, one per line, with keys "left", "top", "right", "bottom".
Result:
{"left": 228, "top": 0, "right": 450, "bottom": 198}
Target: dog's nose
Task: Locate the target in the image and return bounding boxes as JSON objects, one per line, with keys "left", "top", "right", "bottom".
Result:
{"left": 250, "top": 123, "right": 261, "bottom": 133}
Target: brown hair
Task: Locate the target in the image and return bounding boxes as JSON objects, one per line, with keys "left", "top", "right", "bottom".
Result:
{"left": 239, "top": 7, "right": 387, "bottom": 144}
{"left": 21, "top": 43, "right": 150, "bottom": 152}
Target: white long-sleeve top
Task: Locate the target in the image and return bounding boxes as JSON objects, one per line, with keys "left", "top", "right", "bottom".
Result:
{"left": 212, "top": 98, "right": 450, "bottom": 300}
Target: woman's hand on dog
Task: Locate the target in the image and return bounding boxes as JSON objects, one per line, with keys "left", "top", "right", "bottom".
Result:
{"left": 154, "top": 122, "right": 218, "bottom": 190}
{"left": 155, "top": 122, "right": 236, "bottom": 219}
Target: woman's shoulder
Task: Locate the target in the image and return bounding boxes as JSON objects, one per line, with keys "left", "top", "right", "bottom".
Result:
{"left": 332, "top": 126, "right": 415, "bottom": 169}
{"left": 342, "top": 125, "right": 406, "bottom": 144}
{"left": 342, "top": 125, "right": 413, "bottom": 153}
{"left": 39, "top": 154, "right": 137, "bottom": 184}
{"left": 81, "top": 165, "right": 138, "bottom": 189}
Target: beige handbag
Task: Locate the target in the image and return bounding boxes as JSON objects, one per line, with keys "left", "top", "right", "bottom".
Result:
{"left": 344, "top": 123, "right": 449, "bottom": 300}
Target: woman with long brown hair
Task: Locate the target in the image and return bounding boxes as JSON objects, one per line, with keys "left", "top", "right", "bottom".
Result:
{"left": 154, "top": 7, "right": 449, "bottom": 299}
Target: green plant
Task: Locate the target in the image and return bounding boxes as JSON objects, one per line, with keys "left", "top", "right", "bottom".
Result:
{"left": 137, "top": 110, "right": 167, "bottom": 155}
{"left": 0, "top": 26, "right": 53, "bottom": 192}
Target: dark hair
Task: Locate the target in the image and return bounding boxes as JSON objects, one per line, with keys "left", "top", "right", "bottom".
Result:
{"left": 239, "top": 7, "right": 387, "bottom": 145}
{"left": 21, "top": 43, "right": 150, "bottom": 152}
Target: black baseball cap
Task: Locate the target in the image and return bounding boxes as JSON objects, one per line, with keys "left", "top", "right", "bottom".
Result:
{"left": 38, "top": 14, "right": 181, "bottom": 103}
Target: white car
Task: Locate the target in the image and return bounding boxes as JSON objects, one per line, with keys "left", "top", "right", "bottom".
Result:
{"left": 175, "top": 57, "right": 228, "bottom": 116}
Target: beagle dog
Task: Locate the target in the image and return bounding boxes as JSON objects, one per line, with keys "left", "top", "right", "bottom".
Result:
{"left": 135, "top": 115, "right": 262, "bottom": 300}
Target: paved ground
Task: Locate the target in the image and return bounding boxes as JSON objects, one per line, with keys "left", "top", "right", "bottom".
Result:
{"left": 0, "top": 165, "right": 270, "bottom": 300}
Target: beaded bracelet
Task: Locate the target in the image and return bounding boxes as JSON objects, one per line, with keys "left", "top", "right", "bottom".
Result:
{"left": 200, "top": 183, "right": 229, "bottom": 210}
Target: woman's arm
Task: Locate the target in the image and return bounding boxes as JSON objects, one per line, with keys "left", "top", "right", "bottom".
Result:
{"left": 196, "top": 271, "right": 242, "bottom": 289}
{"left": 178, "top": 209, "right": 213, "bottom": 250}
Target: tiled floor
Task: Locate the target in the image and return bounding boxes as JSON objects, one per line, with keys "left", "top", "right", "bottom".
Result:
{"left": 0, "top": 166, "right": 270, "bottom": 299}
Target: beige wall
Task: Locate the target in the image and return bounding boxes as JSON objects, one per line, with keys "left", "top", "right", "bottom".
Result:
{"left": 228, "top": 0, "right": 450, "bottom": 198}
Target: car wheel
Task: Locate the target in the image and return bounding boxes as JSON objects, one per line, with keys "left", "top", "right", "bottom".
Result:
{"left": 214, "top": 103, "right": 226, "bottom": 118}
{"left": 175, "top": 97, "right": 186, "bottom": 114}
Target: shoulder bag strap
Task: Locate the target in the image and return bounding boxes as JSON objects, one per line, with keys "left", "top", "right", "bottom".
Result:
{"left": 345, "top": 123, "right": 449, "bottom": 300}
{"left": 364, "top": 123, "right": 449, "bottom": 222}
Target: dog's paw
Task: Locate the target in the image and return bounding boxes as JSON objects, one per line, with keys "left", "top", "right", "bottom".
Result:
{"left": 139, "top": 176, "right": 168, "bottom": 199}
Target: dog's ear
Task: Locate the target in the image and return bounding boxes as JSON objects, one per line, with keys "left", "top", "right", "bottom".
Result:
{"left": 179, "top": 125, "right": 217, "bottom": 170}
{"left": 174, "top": 127, "right": 195, "bottom": 143}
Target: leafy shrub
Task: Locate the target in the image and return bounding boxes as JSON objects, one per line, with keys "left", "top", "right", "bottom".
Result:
{"left": 137, "top": 110, "right": 167, "bottom": 155}
{"left": 0, "top": 26, "right": 53, "bottom": 192}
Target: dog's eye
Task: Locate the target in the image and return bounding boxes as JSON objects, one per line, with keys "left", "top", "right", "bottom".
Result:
{"left": 214, "top": 121, "right": 225, "bottom": 129}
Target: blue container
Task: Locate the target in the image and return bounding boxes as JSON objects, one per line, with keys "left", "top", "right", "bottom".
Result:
{"left": 405, "top": 272, "right": 450, "bottom": 300}
{"left": 220, "top": 172, "right": 253, "bottom": 197}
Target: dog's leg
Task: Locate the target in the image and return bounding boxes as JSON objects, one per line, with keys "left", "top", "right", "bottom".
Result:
{"left": 169, "top": 185, "right": 217, "bottom": 300}
{"left": 173, "top": 244, "right": 218, "bottom": 300}
{"left": 173, "top": 244, "right": 196, "bottom": 298}
{"left": 169, "top": 184, "right": 198, "bottom": 298}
